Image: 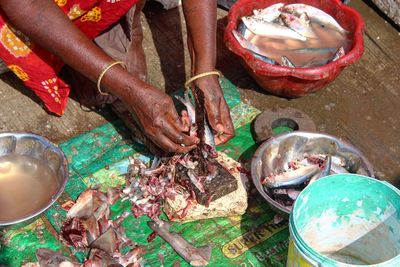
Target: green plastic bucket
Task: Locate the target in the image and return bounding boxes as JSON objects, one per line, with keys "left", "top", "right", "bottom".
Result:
{"left": 287, "top": 174, "right": 400, "bottom": 267}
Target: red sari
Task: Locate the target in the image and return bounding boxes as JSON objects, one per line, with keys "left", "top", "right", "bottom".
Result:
{"left": 0, "top": 0, "right": 138, "bottom": 115}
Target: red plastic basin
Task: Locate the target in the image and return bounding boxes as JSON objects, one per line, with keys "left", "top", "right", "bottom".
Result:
{"left": 224, "top": 0, "right": 365, "bottom": 98}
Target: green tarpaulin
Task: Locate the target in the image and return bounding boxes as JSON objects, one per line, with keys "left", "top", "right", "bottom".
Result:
{"left": 0, "top": 78, "right": 289, "bottom": 267}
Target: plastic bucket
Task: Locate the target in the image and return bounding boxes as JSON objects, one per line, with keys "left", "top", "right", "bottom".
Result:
{"left": 287, "top": 174, "right": 400, "bottom": 267}
{"left": 224, "top": 0, "right": 365, "bottom": 98}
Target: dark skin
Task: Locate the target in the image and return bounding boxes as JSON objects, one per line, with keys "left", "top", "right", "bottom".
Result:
{"left": 0, "top": 0, "right": 234, "bottom": 153}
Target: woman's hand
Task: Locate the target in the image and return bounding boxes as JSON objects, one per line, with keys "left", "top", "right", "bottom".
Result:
{"left": 194, "top": 75, "right": 234, "bottom": 145}
{"left": 121, "top": 80, "right": 199, "bottom": 153}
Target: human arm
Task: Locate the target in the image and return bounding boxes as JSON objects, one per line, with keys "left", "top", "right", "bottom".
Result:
{"left": 182, "top": 0, "right": 234, "bottom": 145}
{"left": 0, "top": 0, "right": 198, "bottom": 153}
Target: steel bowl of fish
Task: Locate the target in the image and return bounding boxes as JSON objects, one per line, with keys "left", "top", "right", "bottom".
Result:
{"left": 0, "top": 133, "right": 68, "bottom": 228}
{"left": 250, "top": 131, "right": 374, "bottom": 217}
{"left": 224, "top": 0, "right": 365, "bottom": 97}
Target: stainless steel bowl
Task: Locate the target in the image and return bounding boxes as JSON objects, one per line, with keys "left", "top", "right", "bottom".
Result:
{"left": 251, "top": 131, "right": 374, "bottom": 217}
{"left": 0, "top": 133, "right": 68, "bottom": 228}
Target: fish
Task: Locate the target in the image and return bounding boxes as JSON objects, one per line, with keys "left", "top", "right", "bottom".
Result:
{"left": 281, "top": 4, "right": 348, "bottom": 33}
{"left": 232, "top": 29, "right": 277, "bottom": 64}
{"left": 187, "top": 169, "right": 205, "bottom": 193}
{"left": 281, "top": 56, "right": 295, "bottom": 67}
{"left": 280, "top": 12, "right": 317, "bottom": 39}
{"left": 331, "top": 162, "right": 349, "bottom": 174}
{"left": 262, "top": 164, "right": 320, "bottom": 188}
{"left": 335, "top": 151, "right": 362, "bottom": 173}
{"left": 35, "top": 249, "right": 80, "bottom": 267}
{"left": 241, "top": 16, "right": 307, "bottom": 41}
{"left": 253, "top": 3, "right": 284, "bottom": 22}
{"left": 331, "top": 46, "right": 345, "bottom": 62}
{"left": 287, "top": 189, "right": 301, "bottom": 200}
{"left": 148, "top": 220, "right": 213, "bottom": 266}
{"left": 309, "top": 155, "right": 332, "bottom": 185}
{"left": 178, "top": 85, "right": 217, "bottom": 156}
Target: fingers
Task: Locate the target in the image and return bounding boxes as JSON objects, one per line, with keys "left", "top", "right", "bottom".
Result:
{"left": 153, "top": 133, "right": 197, "bottom": 154}
{"left": 162, "top": 120, "right": 199, "bottom": 147}
{"left": 214, "top": 100, "right": 235, "bottom": 145}
{"left": 167, "top": 105, "right": 188, "bottom": 132}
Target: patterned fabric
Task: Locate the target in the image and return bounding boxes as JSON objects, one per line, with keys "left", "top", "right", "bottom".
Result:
{"left": 0, "top": 0, "right": 138, "bottom": 115}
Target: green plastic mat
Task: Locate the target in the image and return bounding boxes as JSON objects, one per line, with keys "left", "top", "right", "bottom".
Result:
{"left": 0, "top": 78, "right": 290, "bottom": 267}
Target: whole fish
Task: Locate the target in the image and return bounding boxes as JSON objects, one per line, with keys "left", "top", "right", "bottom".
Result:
{"left": 177, "top": 88, "right": 217, "bottom": 157}
{"left": 232, "top": 29, "right": 277, "bottom": 64}
{"left": 289, "top": 47, "right": 337, "bottom": 54}
{"left": 281, "top": 56, "right": 295, "bottom": 67}
{"left": 262, "top": 164, "right": 320, "bottom": 188}
{"left": 253, "top": 3, "right": 284, "bottom": 22}
{"left": 148, "top": 220, "right": 213, "bottom": 266}
{"left": 241, "top": 16, "right": 307, "bottom": 41}
{"left": 280, "top": 12, "right": 317, "bottom": 39}
{"left": 281, "top": 4, "right": 348, "bottom": 33}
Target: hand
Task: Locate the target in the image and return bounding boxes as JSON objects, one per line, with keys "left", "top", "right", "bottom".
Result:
{"left": 194, "top": 75, "right": 235, "bottom": 145}
{"left": 122, "top": 82, "right": 199, "bottom": 153}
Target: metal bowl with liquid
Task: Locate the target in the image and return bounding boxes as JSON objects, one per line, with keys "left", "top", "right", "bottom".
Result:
{"left": 0, "top": 133, "right": 68, "bottom": 228}
{"left": 251, "top": 131, "right": 374, "bottom": 217}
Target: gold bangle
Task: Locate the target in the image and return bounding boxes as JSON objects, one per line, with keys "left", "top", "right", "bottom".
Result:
{"left": 184, "top": 70, "right": 221, "bottom": 90}
{"left": 97, "top": 61, "right": 126, "bottom": 96}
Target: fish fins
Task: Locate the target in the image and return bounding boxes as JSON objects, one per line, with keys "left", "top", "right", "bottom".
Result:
{"left": 299, "top": 12, "right": 311, "bottom": 25}
{"left": 331, "top": 46, "right": 345, "bottom": 62}
{"left": 196, "top": 244, "right": 213, "bottom": 263}
{"left": 281, "top": 56, "right": 296, "bottom": 67}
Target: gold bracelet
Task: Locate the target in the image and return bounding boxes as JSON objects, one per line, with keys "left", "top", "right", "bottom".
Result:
{"left": 184, "top": 70, "right": 221, "bottom": 90}
{"left": 97, "top": 61, "right": 126, "bottom": 96}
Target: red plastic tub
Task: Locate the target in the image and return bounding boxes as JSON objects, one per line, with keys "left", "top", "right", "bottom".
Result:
{"left": 224, "top": 0, "right": 365, "bottom": 98}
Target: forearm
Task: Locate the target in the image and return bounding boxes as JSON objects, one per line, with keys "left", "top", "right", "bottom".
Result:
{"left": 182, "top": 0, "right": 217, "bottom": 74}
{"left": 0, "top": 0, "right": 141, "bottom": 100}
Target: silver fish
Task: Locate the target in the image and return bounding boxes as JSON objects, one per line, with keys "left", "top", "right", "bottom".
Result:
{"left": 331, "top": 162, "right": 349, "bottom": 174}
{"left": 177, "top": 89, "right": 216, "bottom": 153}
{"left": 281, "top": 56, "right": 295, "bottom": 67}
{"left": 148, "top": 220, "right": 213, "bottom": 266}
{"left": 232, "top": 29, "right": 277, "bottom": 64}
{"left": 264, "top": 164, "right": 320, "bottom": 188}
{"left": 280, "top": 12, "right": 317, "bottom": 39}
{"left": 253, "top": 3, "right": 284, "bottom": 22}
{"left": 175, "top": 91, "right": 196, "bottom": 125}
{"left": 309, "top": 155, "right": 332, "bottom": 185}
{"left": 281, "top": 4, "right": 348, "bottom": 33}
{"left": 203, "top": 117, "right": 216, "bottom": 152}
{"left": 289, "top": 47, "right": 337, "bottom": 55}
{"left": 241, "top": 16, "right": 307, "bottom": 41}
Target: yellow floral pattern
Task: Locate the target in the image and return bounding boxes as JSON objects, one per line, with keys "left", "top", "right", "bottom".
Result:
{"left": 0, "top": 24, "right": 32, "bottom": 58}
{"left": 80, "top": 7, "right": 102, "bottom": 22}
{"left": 9, "top": 65, "right": 29, "bottom": 81}
{"left": 54, "top": 0, "right": 67, "bottom": 7}
{"left": 42, "top": 78, "right": 61, "bottom": 104}
{"left": 68, "top": 4, "right": 85, "bottom": 20}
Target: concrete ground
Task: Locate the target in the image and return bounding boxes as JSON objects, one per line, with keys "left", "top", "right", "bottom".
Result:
{"left": 0, "top": 1, "right": 399, "bottom": 185}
